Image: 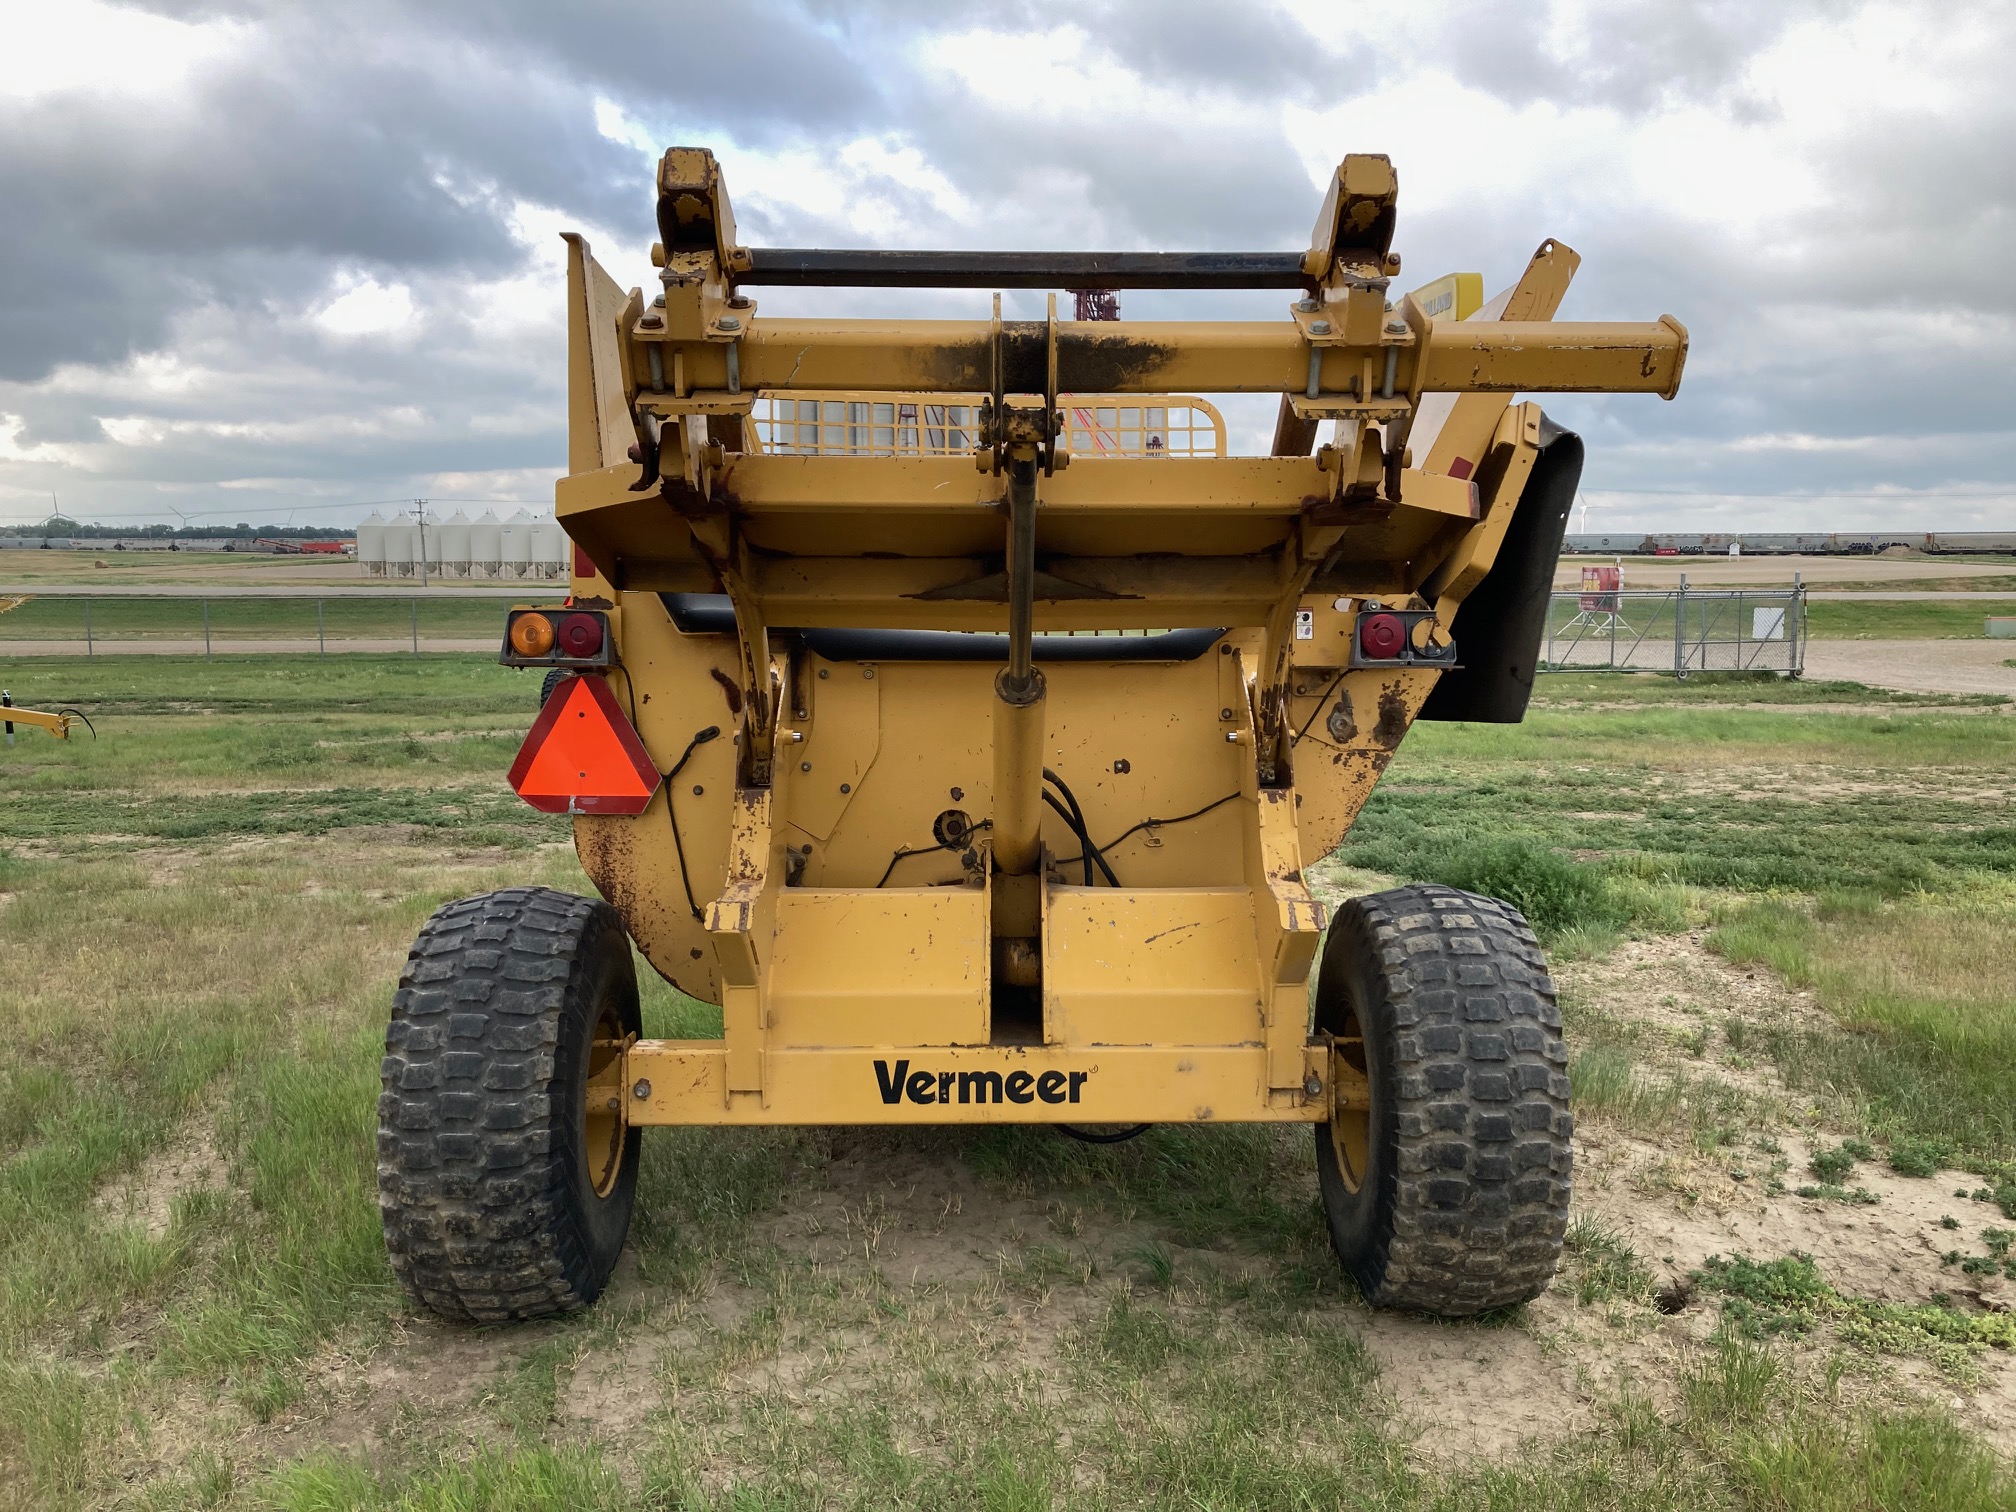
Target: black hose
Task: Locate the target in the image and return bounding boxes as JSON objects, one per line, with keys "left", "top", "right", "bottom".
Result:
{"left": 1057, "top": 1124, "right": 1152, "bottom": 1145}
{"left": 1042, "top": 768, "right": 1120, "bottom": 886}
{"left": 1292, "top": 671, "right": 1347, "bottom": 744}
{"left": 877, "top": 819, "right": 992, "bottom": 887}
{"left": 1053, "top": 791, "right": 1242, "bottom": 871}
{"left": 1042, "top": 768, "right": 1095, "bottom": 885}
{"left": 663, "top": 726, "right": 721, "bottom": 921}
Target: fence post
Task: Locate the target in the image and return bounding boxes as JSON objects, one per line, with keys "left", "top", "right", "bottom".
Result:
{"left": 1673, "top": 575, "right": 1687, "bottom": 680}
{"left": 411, "top": 597, "right": 419, "bottom": 654}
{"left": 317, "top": 599, "right": 326, "bottom": 656}
{"left": 84, "top": 597, "right": 93, "bottom": 659}
{"left": 1792, "top": 573, "right": 1804, "bottom": 678}
{"left": 203, "top": 598, "right": 212, "bottom": 661}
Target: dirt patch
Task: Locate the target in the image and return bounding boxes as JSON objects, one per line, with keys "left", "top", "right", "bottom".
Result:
{"left": 1803, "top": 639, "right": 2016, "bottom": 697}
{"left": 1556, "top": 930, "right": 1836, "bottom": 1098}
{"left": 117, "top": 932, "right": 2016, "bottom": 1484}
{"left": 95, "top": 1114, "right": 230, "bottom": 1241}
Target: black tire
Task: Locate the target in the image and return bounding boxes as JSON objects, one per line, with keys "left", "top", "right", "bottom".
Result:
{"left": 377, "top": 886, "right": 642, "bottom": 1322}
{"left": 1313, "top": 884, "right": 1571, "bottom": 1316}
{"left": 538, "top": 667, "right": 567, "bottom": 707}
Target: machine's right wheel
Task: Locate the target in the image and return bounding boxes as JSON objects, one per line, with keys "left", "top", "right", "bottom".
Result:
{"left": 377, "top": 886, "right": 641, "bottom": 1323}
{"left": 1313, "top": 884, "right": 1572, "bottom": 1316}
{"left": 539, "top": 666, "right": 567, "bottom": 707}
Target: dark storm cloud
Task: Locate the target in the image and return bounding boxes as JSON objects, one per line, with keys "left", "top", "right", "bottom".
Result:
{"left": 1, "top": 0, "right": 2012, "bottom": 530}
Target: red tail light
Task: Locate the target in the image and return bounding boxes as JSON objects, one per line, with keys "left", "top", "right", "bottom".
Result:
{"left": 1358, "top": 611, "right": 1405, "bottom": 660}
{"left": 557, "top": 612, "right": 605, "bottom": 659}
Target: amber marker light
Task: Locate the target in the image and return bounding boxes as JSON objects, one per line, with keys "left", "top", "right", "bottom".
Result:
{"left": 510, "top": 612, "right": 556, "bottom": 657}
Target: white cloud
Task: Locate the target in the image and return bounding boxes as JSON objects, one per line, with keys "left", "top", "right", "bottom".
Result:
{"left": 0, "top": 0, "right": 246, "bottom": 100}
{"left": 313, "top": 277, "right": 420, "bottom": 340}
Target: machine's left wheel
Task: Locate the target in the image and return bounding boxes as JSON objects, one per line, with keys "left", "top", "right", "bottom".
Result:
{"left": 377, "top": 887, "right": 641, "bottom": 1322}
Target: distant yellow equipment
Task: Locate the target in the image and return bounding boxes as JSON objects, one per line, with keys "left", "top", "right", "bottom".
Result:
{"left": 1, "top": 691, "right": 90, "bottom": 744}
{"left": 375, "top": 148, "right": 1687, "bottom": 1325}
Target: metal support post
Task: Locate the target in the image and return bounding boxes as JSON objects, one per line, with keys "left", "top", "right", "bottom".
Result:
{"left": 1673, "top": 575, "right": 1687, "bottom": 680}
{"left": 990, "top": 453, "right": 1046, "bottom": 878}
{"left": 203, "top": 599, "right": 212, "bottom": 660}
{"left": 317, "top": 599, "right": 326, "bottom": 655}
{"left": 1792, "top": 573, "right": 1804, "bottom": 678}
{"left": 84, "top": 597, "right": 92, "bottom": 658}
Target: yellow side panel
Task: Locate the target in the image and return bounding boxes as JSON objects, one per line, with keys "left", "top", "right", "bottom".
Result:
{"left": 767, "top": 887, "right": 990, "bottom": 1048}
{"left": 1288, "top": 666, "right": 1442, "bottom": 863}
{"left": 1046, "top": 887, "right": 1263, "bottom": 1047}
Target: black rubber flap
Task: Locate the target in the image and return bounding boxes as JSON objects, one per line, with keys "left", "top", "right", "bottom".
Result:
{"left": 1417, "top": 419, "right": 1584, "bottom": 724}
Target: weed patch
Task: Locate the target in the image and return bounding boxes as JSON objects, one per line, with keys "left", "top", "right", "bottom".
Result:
{"left": 1693, "top": 1252, "right": 2016, "bottom": 1380}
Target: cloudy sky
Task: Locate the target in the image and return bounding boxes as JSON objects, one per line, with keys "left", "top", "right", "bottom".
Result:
{"left": 0, "top": 0, "right": 2010, "bottom": 533}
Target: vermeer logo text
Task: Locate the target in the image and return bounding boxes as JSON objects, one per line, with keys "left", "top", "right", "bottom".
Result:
{"left": 873, "top": 1059, "right": 1088, "bottom": 1106}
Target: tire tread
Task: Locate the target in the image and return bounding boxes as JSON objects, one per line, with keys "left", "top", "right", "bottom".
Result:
{"left": 377, "top": 886, "right": 632, "bottom": 1323}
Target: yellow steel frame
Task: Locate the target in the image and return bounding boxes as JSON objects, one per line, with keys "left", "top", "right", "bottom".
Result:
{"left": 546, "top": 146, "right": 1685, "bottom": 1132}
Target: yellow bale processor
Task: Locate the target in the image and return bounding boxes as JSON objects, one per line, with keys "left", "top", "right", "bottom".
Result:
{"left": 378, "top": 149, "right": 1686, "bottom": 1322}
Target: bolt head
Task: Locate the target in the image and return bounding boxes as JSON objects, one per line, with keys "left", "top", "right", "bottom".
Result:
{"left": 1296, "top": 298, "right": 1320, "bottom": 313}
{"left": 632, "top": 1079, "right": 652, "bottom": 1100}
{"left": 1308, "top": 320, "right": 1331, "bottom": 335}
{"left": 1303, "top": 1073, "right": 1322, "bottom": 1098}
{"left": 716, "top": 315, "right": 741, "bottom": 332}
{"left": 1385, "top": 319, "right": 1407, "bottom": 335}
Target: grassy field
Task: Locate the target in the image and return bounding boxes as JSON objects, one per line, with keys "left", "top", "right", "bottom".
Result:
{"left": 0, "top": 657, "right": 2011, "bottom": 1508}
{"left": 1806, "top": 598, "right": 2016, "bottom": 640}
{"left": 0, "top": 595, "right": 507, "bottom": 645}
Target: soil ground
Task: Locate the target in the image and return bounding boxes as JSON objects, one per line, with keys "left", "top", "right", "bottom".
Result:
{"left": 1, "top": 654, "right": 2011, "bottom": 1509}
{"left": 1801, "top": 639, "right": 2016, "bottom": 697}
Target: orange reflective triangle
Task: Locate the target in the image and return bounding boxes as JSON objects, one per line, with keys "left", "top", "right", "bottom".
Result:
{"left": 507, "top": 673, "right": 662, "bottom": 815}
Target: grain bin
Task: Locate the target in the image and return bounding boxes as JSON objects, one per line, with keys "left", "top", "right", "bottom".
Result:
{"left": 470, "top": 509, "right": 502, "bottom": 577}
{"left": 499, "top": 510, "right": 533, "bottom": 578}
{"left": 357, "top": 511, "right": 387, "bottom": 577}
{"left": 438, "top": 510, "right": 473, "bottom": 578}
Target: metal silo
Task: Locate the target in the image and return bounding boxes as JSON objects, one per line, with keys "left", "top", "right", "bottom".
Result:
{"left": 499, "top": 510, "right": 533, "bottom": 578}
{"left": 469, "top": 509, "right": 502, "bottom": 577}
{"left": 357, "top": 511, "right": 387, "bottom": 577}
{"left": 382, "top": 517, "right": 416, "bottom": 578}
{"left": 438, "top": 510, "right": 473, "bottom": 578}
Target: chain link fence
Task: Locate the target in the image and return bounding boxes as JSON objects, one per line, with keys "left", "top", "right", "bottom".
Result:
{"left": 1541, "top": 580, "right": 1806, "bottom": 677}
{"left": 0, "top": 595, "right": 503, "bottom": 656}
